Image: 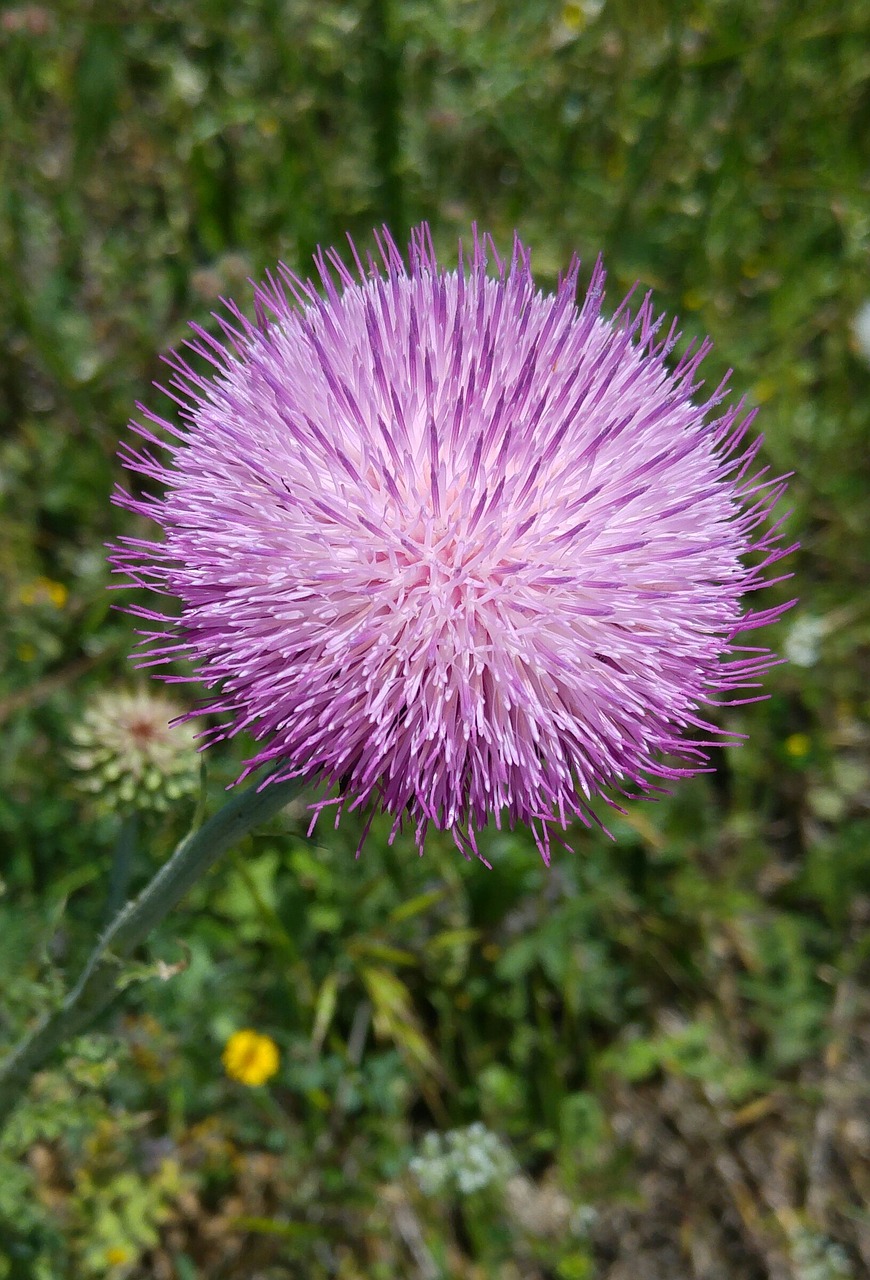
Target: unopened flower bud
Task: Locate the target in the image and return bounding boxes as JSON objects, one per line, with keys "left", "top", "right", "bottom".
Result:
{"left": 69, "top": 689, "right": 199, "bottom": 815}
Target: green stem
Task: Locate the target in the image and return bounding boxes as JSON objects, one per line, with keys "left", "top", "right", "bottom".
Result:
{"left": 104, "top": 811, "right": 138, "bottom": 925}
{"left": 0, "top": 776, "right": 301, "bottom": 1131}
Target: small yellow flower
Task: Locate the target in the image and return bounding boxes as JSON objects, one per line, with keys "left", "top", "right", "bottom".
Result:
{"left": 561, "top": 2, "right": 586, "bottom": 32}
{"left": 18, "top": 576, "right": 68, "bottom": 608}
{"left": 752, "top": 378, "right": 777, "bottom": 404}
{"left": 105, "top": 1246, "right": 132, "bottom": 1267}
{"left": 785, "top": 732, "right": 811, "bottom": 759}
{"left": 222, "top": 1029, "right": 280, "bottom": 1087}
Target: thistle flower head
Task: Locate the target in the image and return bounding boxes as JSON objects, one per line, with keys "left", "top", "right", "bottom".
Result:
{"left": 111, "top": 225, "right": 795, "bottom": 862}
{"left": 69, "top": 688, "right": 199, "bottom": 815}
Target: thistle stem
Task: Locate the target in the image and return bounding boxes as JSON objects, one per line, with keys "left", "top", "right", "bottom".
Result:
{"left": 0, "top": 776, "right": 301, "bottom": 1131}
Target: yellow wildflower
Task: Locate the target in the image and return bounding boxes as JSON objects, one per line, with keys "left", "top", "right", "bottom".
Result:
{"left": 18, "top": 576, "right": 68, "bottom": 608}
{"left": 222, "top": 1029, "right": 280, "bottom": 1086}
{"left": 785, "top": 732, "right": 811, "bottom": 759}
{"left": 752, "top": 378, "right": 777, "bottom": 404}
{"left": 105, "top": 1246, "right": 132, "bottom": 1267}
{"left": 561, "top": 2, "right": 586, "bottom": 31}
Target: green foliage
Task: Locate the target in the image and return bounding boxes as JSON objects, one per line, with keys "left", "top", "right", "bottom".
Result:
{"left": 1, "top": 0, "right": 869, "bottom": 1275}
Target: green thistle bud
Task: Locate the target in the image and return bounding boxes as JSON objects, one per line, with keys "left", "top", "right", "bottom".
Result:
{"left": 69, "top": 689, "right": 200, "bottom": 816}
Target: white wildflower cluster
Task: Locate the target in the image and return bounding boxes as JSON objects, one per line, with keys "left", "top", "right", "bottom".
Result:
{"left": 783, "top": 615, "right": 828, "bottom": 669}
{"left": 790, "top": 1226, "right": 853, "bottom": 1280}
{"left": 409, "top": 1123, "right": 515, "bottom": 1197}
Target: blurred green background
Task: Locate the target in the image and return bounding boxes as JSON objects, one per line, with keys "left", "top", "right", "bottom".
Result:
{"left": 1, "top": 1, "right": 869, "bottom": 1277}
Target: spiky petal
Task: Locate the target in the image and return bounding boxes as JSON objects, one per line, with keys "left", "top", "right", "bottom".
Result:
{"left": 110, "top": 225, "right": 795, "bottom": 863}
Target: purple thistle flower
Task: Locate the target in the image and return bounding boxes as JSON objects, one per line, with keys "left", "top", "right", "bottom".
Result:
{"left": 111, "top": 224, "right": 795, "bottom": 865}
